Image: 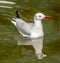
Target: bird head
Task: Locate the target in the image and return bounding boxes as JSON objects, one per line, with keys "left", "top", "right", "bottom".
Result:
{"left": 34, "top": 13, "right": 50, "bottom": 20}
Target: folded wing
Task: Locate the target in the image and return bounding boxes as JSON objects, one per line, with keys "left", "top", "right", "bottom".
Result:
{"left": 16, "top": 19, "right": 33, "bottom": 36}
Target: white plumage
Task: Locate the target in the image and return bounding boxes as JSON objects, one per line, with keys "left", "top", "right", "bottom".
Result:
{"left": 11, "top": 11, "right": 50, "bottom": 59}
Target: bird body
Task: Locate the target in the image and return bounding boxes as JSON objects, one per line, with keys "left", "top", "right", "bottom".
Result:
{"left": 11, "top": 11, "right": 50, "bottom": 38}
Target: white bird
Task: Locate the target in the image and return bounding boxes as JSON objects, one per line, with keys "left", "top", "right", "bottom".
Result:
{"left": 11, "top": 11, "right": 50, "bottom": 38}
{"left": 11, "top": 11, "right": 50, "bottom": 59}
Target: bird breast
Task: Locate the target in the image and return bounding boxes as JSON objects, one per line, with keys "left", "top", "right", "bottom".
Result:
{"left": 30, "top": 26, "right": 44, "bottom": 38}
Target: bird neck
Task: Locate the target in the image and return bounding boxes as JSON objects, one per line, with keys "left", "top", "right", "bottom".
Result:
{"left": 34, "top": 19, "right": 42, "bottom": 26}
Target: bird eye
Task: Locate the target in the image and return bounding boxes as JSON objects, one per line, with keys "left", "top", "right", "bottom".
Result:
{"left": 39, "top": 16, "right": 41, "bottom": 17}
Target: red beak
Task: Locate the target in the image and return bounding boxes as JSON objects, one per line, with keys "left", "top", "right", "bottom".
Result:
{"left": 45, "top": 16, "right": 50, "bottom": 18}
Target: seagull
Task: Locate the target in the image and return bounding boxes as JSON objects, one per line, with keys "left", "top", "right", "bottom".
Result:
{"left": 11, "top": 11, "right": 50, "bottom": 59}
{"left": 11, "top": 11, "right": 50, "bottom": 38}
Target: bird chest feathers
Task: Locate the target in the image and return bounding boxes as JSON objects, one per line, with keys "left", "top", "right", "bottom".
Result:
{"left": 30, "top": 25, "right": 44, "bottom": 38}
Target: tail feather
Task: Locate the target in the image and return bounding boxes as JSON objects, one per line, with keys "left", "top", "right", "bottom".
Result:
{"left": 11, "top": 11, "right": 20, "bottom": 26}
{"left": 11, "top": 20, "right": 16, "bottom": 26}
{"left": 11, "top": 18, "right": 16, "bottom": 26}
{"left": 16, "top": 11, "right": 20, "bottom": 18}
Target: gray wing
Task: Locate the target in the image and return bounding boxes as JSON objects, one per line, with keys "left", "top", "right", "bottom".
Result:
{"left": 16, "top": 19, "right": 34, "bottom": 36}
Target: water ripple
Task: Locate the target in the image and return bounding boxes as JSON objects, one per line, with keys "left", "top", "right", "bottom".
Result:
{"left": 0, "top": 6, "right": 13, "bottom": 9}
{"left": 0, "top": 1, "right": 16, "bottom": 4}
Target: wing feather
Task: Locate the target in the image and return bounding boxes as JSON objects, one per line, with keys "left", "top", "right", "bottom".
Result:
{"left": 16, "top": 19, "right": 33, "bottom": 36}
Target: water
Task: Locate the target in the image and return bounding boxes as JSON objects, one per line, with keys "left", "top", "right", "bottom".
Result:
{"left": 0, "top": 0, "right": 60, "bottom": 63}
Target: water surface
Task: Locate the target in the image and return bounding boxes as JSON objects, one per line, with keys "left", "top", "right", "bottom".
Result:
{"left": 0, "top": 0, "right": 60, "bottom": 63}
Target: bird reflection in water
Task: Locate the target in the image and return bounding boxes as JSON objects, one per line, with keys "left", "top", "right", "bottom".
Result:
{"left": 17, "top": 36, "right": 47, "bottom": 59}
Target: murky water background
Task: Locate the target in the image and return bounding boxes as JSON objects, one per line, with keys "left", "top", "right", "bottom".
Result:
{"left": 0, "top": 0, "right": 60, "bottom": 63}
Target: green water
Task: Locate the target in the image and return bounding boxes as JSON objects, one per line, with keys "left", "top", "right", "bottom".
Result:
{"left": 0, "top": 0, "right": 60, "bottom": 63}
